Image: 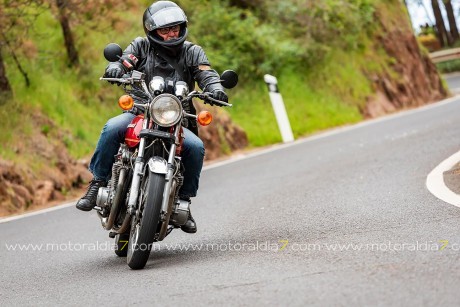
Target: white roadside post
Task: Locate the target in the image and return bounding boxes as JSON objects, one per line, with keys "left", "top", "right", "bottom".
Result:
{"left": 264, "top": 74, "right": 294, "bottom": 143}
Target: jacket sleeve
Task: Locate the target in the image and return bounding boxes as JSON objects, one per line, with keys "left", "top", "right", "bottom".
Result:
{"left": 187, "top": 44, "right": 225, "bottom": 93}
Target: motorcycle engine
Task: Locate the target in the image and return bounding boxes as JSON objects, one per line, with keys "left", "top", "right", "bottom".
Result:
{"left": 170, "top": 199, "right": 190, "bottom": 226}
{"left": 96, "top": 187, "right": 110, "bottom": 209}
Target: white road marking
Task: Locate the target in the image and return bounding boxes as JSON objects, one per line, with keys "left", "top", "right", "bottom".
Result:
{"left": 0, "top": 201, "right": 76, "bottom": 224}
{"left": 426, "top": 150, "right": 460, "bottom": 207}
{"left": 1, "top": 95, "right": 460, "bottom": 223}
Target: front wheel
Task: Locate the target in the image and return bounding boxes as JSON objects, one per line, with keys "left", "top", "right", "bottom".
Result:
{"left": 127, "top": 171, "right": 165, "bottom": 269}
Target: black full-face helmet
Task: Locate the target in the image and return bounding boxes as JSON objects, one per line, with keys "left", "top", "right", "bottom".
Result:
{"left": 143, "top": 1, "right": 188, "bottom": 52}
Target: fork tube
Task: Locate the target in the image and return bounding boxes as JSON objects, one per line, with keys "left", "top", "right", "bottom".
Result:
{"left": 160, "top": 125, "right": 181, "bottom": 215}
{"left": 127, "top": 113, "right": 149, "bottom": 214}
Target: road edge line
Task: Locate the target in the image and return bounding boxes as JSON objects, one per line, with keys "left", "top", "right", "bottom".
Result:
{"left": 0, "top": 201, "right": 76, "bottom": 224}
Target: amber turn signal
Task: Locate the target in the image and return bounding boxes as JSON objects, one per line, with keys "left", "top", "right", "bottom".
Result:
{"left": 197, "top": 111, "right": 212, "bottom": 126}
{"left": 118, "top": 95, "right": 134, "bottom": 110}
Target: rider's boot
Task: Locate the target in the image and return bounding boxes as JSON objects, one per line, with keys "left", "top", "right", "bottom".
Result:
{"left": 76, "top": 179, "right": 107, "bottom": 211}
{"left": 180, "top": 198, "right": 197, "bottom": 233}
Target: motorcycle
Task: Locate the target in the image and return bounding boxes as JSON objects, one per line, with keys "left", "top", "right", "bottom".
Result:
{"left": 94, "top": 43, "right": 238, "bottom": 269}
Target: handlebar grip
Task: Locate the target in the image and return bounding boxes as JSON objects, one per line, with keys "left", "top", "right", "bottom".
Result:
{"left": 99, "top": 77, "right": 131, "bottom": 84}
{"left": 206, "top": 95, "right": 232, "bottom": 107}
{"left": 187, "top": 92, "right": 232, "bottom": 107}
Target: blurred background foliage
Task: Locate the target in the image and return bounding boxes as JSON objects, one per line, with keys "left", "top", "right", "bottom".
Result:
{"left": 0, "top": 0, "right": 430, "bottom": 161}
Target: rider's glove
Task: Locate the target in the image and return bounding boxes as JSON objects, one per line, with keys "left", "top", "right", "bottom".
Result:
{"left": 210, "top": 89, "right": 228, "bottom": 103}
{"left": 104, "top": 64, "right": 124, "bottom": 85}
{"left": 104, "top": 66, "right": 123, "bottom": 79}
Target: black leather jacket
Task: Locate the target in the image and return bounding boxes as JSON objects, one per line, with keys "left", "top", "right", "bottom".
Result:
{"left": 106, "top": 37, "right": 225, "bottom": 135}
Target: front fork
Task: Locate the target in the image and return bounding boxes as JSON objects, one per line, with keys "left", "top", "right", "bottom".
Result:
{"left": 127, "top": 123, "right": 181, "bottom": 218}
{"left": 126, "top": 116, "right": 148, "bottom": 215}
{"left": 160, "top": 127, "right": 181, "bottom": 219}
{"left": 126, "top": 153, "right": 145, "bottom": 216}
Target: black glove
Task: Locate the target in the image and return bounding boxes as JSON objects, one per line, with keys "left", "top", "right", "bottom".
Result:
{"left": 103, "top": 65, "right": 124, "bottom": 85}
{"left": 211, "top": 89, "right": 228, "bottom": 103}
{"left": 104, "top": 66, "right": 123, "bottom": 79}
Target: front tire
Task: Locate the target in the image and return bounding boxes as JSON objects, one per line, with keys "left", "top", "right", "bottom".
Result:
{"left": 127, "top": 170, "right": 165, "bottom": 269}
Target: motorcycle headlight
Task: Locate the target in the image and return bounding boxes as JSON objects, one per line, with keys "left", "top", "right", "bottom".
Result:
{"left": 149, "top": 94, "right": 183, "bottom": 127}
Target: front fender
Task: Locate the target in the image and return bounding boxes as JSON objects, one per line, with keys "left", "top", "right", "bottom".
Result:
{"left": 147, "top": 157, "right": 168, "bottom": 174}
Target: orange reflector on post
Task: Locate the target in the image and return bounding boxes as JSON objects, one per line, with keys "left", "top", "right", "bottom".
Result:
{"left": 118, "top": 95, "right": 134, "bottom": 110}
{"left": 197, "top": 111, "right": 212, "bottom": 126}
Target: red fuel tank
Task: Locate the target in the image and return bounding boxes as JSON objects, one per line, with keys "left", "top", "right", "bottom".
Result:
{"left": 125, "top": 115, "right": 144, "bottom": 148}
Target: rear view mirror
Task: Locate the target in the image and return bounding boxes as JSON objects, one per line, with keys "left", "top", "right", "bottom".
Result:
{"left": 220, "top": 70, "right": 238, "bottom": 89}
{"left": 103, "top": 43, "right": 122, "bottom": 62}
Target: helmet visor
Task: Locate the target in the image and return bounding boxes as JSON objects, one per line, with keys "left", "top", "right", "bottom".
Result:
{"left": 144, "top": 7, "right": 187, "bottom": 31}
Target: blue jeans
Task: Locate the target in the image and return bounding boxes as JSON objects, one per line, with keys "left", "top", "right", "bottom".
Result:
{"left": 89, "top": 112, "right": 204, "bottom": 198}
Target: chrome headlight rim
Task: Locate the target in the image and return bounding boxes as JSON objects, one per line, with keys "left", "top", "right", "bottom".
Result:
{"left": 149, "top": 94, "right": 183, "bottom": 127}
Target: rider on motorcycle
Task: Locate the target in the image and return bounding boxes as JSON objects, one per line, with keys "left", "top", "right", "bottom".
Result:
{"left": 75, "top": 0, "right": 228, "bottom": 234}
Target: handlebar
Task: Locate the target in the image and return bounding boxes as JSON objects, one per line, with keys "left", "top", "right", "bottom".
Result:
{"left": 187, "top": 91, "right": 232, "bottom": 107}
{"left": 100, "top": 77, "right": 232, "bottom": 107}
{"left": 99, "top": 77, "right": 134, "bottom": 84}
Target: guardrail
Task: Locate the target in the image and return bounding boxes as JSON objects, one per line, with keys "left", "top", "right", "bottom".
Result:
{"left": 430, "top": 48, "right": 460, "bottom": 63}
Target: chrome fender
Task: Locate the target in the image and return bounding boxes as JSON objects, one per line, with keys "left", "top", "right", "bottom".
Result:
{"left": 147, "top": 156, "right": 168, "bottom": 174}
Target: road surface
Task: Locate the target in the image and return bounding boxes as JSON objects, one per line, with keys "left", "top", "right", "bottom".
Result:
{"left": 445, "top": 73, "right": 460, "bottom": 94}
{"left": 2, "top": 87, "right": 460, "bottom": 305}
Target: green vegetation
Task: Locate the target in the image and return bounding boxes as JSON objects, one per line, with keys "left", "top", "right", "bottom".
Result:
{"left": 436, "top": 59, "right": 460, "bottom": 74}
{"left": 0, "top": 0, "right": 423, "bottom": 163}
{"left": 228, "top": 65, "right": 365, "bottom": 146}
{"left": 0, "top": 8, "right": 136, "bottom": 160}
{"left": 179, "top": 0, "right": 378, "bottom": 145}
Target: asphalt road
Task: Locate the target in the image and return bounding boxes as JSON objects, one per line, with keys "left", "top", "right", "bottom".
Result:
{"left": 445, "top": 72, "right": 460, "bottom": 94}
{"left": 2, "top": 85, "right": 460, "bottom": 305}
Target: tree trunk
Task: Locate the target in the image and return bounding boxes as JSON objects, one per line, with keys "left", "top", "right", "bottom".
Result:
{"left": 56, "top": 0, "right": 79, "bottom": 67}
{"left": 431, "top": 0, "right": 450, "bottom": 47}
{"left": 442, "top": 0, "right": 460, "bottom": 43}
{"left": 0, "top": 47, "right": 12, "bottom": 104}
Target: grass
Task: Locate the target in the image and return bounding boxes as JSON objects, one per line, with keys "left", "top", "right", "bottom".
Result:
{"left": 226, "top": 48, "right": 379, "bottom": 147}
{"left": 5, "top": 61, "right": 123, "bottom": 157}
{"left": 1, "top": 10, "right": 133, "bottom": 161}
{"left": 227, "top": 70, "right": 363, "bottom": 147}
{"left": 228, "top": 81, "right": 281, "bottom": 146}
